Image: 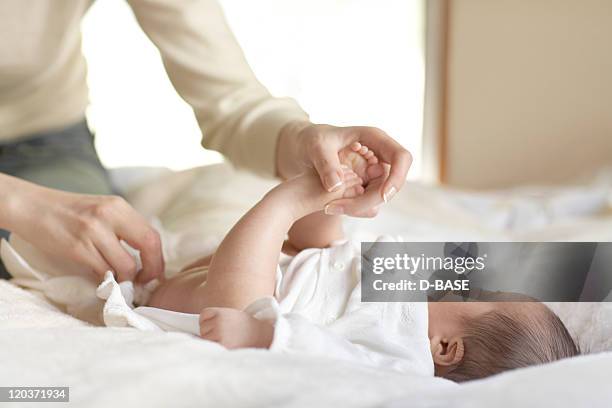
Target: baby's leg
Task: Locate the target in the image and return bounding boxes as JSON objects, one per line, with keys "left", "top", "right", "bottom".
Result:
{"left": 195, "top": 169, "right": 361, "bottom": 311}
{"left": 149, "top": 168, "right": 361, "bottom": 315}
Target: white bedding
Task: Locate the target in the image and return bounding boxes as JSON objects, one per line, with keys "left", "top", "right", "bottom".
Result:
{"left": 1, "top": 163, "right": 612, "bottom": 407}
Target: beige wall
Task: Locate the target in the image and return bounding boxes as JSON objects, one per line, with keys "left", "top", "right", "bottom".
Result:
{"left": 444, "top": 0, "right": 612, "bottom": 189}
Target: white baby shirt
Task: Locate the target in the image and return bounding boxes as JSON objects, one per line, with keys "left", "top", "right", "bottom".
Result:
{"left": 257, "top": 237, "right": 433, "bottom": 376}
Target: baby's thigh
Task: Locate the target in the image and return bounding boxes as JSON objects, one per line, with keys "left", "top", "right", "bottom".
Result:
{"left": 147, "top": 267, "right": 208, "bottom": 313}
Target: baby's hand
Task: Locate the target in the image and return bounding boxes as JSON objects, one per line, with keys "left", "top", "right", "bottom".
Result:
{"left": 199, "top": 307, "right": 274, "bottom": 349}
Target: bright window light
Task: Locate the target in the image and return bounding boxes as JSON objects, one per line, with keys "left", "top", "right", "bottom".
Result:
{"left": 82, "top": 0, "right": 424, "bottom": 179}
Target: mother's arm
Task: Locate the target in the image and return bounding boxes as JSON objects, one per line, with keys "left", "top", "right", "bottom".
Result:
{"left": 127, "top": 0, "right": 309, "bottom": 177}
{"left": 0, "top": 173, "right": 163, "bottom": 282}
{"left": 128, "top": 0, "right": 412, "bottom": 215}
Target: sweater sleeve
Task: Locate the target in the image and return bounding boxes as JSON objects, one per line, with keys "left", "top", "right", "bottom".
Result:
{"left": 127, "top": 0, "right": 309, "bottom": 177}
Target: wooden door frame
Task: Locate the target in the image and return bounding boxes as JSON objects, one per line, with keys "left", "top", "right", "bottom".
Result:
{"left": 422, "top": 0, "right": 450, "bottom": 184}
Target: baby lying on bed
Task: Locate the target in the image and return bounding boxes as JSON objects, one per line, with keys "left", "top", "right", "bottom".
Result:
{"left": 146, "top": 143, "right": 579, "bottom": 382}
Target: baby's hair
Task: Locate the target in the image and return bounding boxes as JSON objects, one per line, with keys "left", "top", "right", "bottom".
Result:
{"left": 445, "top": 303, "right": 580, "bottom": 382}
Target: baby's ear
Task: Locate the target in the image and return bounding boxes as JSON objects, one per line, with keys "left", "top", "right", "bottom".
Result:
{"left": 430, "top": 336, "right": 465, "bottom": 373}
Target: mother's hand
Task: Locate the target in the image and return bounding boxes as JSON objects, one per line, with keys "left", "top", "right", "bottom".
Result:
{"left": 277, "top": 121, "right": 412, "bottom": 217}
{"left": 1, "top": 175, "right": 163, "bottom": 282}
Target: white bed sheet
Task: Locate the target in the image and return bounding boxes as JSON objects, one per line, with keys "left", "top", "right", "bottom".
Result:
{"left": 1, "top": 163, "right": 612, "bottom": 407}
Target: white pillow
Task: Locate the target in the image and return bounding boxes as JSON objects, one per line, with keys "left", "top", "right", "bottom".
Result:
{"left": 546, "top": 302, "right": 612, "bottom": 353}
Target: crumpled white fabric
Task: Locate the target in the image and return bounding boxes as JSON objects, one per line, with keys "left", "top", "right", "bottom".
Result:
{"left": 96, "top": 271, "right": 162, "bottom": 331}
{"left": 0, "top": 233, "right": 200, "bottom": 332}
{"left": 1, "top": 235, "right": 104, "bottom": 324}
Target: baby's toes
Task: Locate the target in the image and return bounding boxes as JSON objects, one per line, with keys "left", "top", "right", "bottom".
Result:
{"left": 356, "top": 143, "right": 381, "bottom": 168}
{"left": 363, "top": 150, "right": 378, "bottom": 164}
{"left": 354, "top": 143, "right": 375, "bottom": 159}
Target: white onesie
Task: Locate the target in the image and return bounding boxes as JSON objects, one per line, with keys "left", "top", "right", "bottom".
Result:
{"left": 1, "top": 235, "right": 434, "bottom": 377}
{"left": 256, "top": 237, "right": 434, "bottom": 376}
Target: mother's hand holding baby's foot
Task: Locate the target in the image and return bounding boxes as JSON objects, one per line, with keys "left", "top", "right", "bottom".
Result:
{"left": 277, "top": 122, "right": 412, "bottom": 217}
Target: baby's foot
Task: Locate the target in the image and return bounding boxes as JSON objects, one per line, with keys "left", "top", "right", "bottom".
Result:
{"left": 338, "top": 142, "right": 385, "bottom": 186}
{"left": 200, "top": 307, "right": 274, "bottom": 349}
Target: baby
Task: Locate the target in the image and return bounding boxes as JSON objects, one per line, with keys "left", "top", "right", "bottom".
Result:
{"left": 146, "top": 143, "right": 579, "bottom": 382}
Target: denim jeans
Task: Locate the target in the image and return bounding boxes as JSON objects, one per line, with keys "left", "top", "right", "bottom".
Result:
{"left": 0, "top": 119, "right": 114, "bottom": 279}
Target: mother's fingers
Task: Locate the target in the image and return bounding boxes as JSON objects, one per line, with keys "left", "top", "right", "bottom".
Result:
{"left": 343, "top": 126, "right": 404, "bottom": 162}
{"left": 93, "top": 228, "right": 138, "bottom": 282}
{"left": 382, "top": 149, "right": 412, "bottom": 202}
{"left": 310, "top": 140, "right": 345, "bottom": 192}
{"left": 327, "top": 176, "right": 385, "bottom": 217}
{"left": 96, "top": 196, "right": 164, "bottom": 283}
{"left": 115, "top": 219, "right": 164, "bottom": 284}
{"left": 326, "top": 188, "right": 382, "bottom": 218}
{"left": 71, "top": 239, "right": 113, "bottom": 280}
{"left": 326, "top": 163, "right": 390, "bottom": 217}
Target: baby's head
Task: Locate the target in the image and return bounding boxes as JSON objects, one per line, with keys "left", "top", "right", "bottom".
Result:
{"left": 428, "top": 302, "right": 579, "bottom": 382}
